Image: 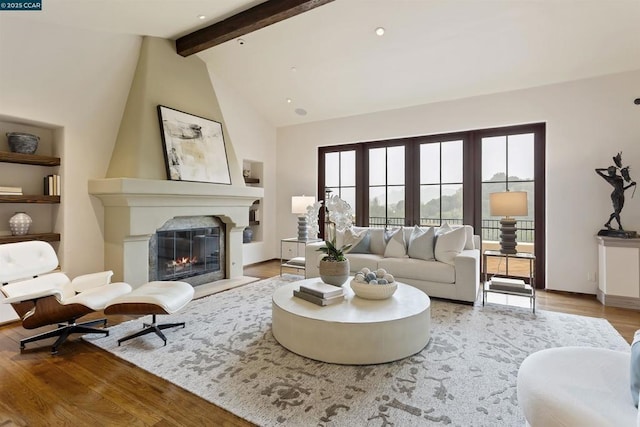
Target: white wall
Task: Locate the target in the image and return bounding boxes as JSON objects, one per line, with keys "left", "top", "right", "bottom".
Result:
{"left": 0, "top": 15, "right": 141, "bottom": 277}
{"left": 276, "top": 70, "right": 640, "bottom": 294}
{"left": 209, "top": 70, "right": 278, "bottom": 264}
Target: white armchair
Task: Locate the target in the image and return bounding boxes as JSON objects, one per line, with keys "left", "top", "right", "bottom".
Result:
{"left": 0, "top": 241, "right": 131, "bottom": 354}
{"left": 517, "top": 346, "right": 638, "bottom": 426}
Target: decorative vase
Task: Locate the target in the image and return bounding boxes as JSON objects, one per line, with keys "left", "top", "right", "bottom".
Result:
{"left": 319, "top": 259, "right": 350, "bottom": 286}
{"left": 6, "top": 132, "right": 39, "bottom": 154}
{"left": 243, "top": 226, "right": 253, "bottom": 243}
{"left": 9, "top": 212, "right": 32, "bottom": 236}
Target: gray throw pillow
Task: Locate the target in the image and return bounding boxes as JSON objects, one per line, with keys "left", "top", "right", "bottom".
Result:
{"left": 408, "top": 225, "right": 435, "bottom": 261}
{"left": 343, "top": 228, "right": 371, "bottom": 254}
{"left": 631, "top": 329, "right": 640, "bottom": 407}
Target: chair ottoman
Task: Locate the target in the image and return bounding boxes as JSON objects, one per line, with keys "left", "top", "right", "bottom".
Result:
{"left": 105, "top": 281, "right": 194, "bottom": 346}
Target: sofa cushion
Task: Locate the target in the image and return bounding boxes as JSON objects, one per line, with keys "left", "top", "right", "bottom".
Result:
{"left": 408, "top": 225, "right": 435, "bottom": 261}
{"left": 343, "top": 228, "right": 370, "bottom": 254}
{"left": 631, "top": 329, "right": 640, "bottom": 407}
{"left": 378, "top": 258, "right": 455, "bottom": 283}
{"left": 434, "top": 226, "right": 467, "bottom": 265}
{"left": 384, "top": 227, "right": 407, "bottom": 258}
{"left": 367, "top": 228, "right": 385, "bottom": 255}
{"left": 345, "top": 253, "right": 384, "bottom": 273}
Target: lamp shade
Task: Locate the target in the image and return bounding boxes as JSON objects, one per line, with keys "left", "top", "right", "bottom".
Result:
{"left": 291, "top": 196, "right": 315, "bottom": 215}
{"left": 490, "top": 191, "right": 528, "bottom": 217}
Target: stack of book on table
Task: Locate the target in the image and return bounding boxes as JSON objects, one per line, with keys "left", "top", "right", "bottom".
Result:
{"left": 489, "top": 277, "right": 532, "bottom": 294}
{"left": 0, "top": 186, "right": 22, "bottom": 195}
{"left": 293, "top": 281, "right": 345, "bottom": 306}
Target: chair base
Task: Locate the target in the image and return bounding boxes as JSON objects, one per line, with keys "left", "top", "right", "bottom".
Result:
{"left": 117, "top": 314, "right": 185, "bottom": 346}
{"left": 21, "top": 318, "right": 108, "bottom": 355}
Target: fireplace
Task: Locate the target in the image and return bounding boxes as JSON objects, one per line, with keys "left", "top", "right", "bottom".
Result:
{"left": 149, "top": 216, "right": 226, "bottom": 286}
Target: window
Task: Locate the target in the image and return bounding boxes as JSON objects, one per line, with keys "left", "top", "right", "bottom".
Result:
{"left": 419, "top": 140, "right": 463, "bottom": 226}
{"left": 368, "top": 145, "right": 405, "bottom": 227}
{"left": 317, "top": 123, "right": 545, "bottom": 286}
{"left": 324, "top": 150, "right": 356, "bottom": 213}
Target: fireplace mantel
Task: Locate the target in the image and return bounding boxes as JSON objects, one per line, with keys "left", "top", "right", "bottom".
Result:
{"left": 89, "top": 177, "right": 264, "bottom": 287}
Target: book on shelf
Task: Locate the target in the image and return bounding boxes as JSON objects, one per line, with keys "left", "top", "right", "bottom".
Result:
{"left": 298, "top": 281, "right": 344, "bottom": 298}
{"left": 43, "top": 174, "right": 61, "bottom": 196}
{"left": 293, "top": 289, "right": 345, "bottom": 306}
{"left": 0, "top": 186, "right": 22, "bottom": 193}
{"left": 490, "top": 277, "right": 526, "bottom": 288}
{"left": 489, "top": 282, "right": 533, "bottom": 294}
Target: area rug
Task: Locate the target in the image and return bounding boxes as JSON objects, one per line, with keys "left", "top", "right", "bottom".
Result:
{"left": 86, "top": 275, "right": 629, "bottom": 426}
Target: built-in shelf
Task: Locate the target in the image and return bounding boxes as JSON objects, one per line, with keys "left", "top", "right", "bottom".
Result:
{"left": 249, "top": 221, "right": 260, "bottom": 226}
{"left": 244, "top": 177, "right": 260, "bottom": 184}
{"left": 0, "top": 151, "right": 60, "bottom": 166}
{"left": 0, "top": 232, "right": 60, "bottom": 244}
{"left": 0, "top": 195, "right": 60, "bottom": 203}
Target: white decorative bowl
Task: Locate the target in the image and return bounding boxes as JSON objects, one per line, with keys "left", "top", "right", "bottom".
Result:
{"left": 350, "top": 279, "right": 398, "bottom": 300}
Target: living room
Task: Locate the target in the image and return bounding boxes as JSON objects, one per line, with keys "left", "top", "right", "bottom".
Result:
{"left": 1, "top": 1, "right": 640, "bottom": 425}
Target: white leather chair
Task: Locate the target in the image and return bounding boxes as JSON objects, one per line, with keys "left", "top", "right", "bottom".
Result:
{"left": 517, "top": 346, "right": 638, "bottom": 427}
{"left": 0, "top": 241, "right": 131, "bottom": 354}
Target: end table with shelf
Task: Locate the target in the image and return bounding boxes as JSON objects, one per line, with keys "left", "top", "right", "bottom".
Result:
{"left": 280, "top": 238, "right": 321, "bottom": 276}
{"left": 482, "top": 250, "right": 536, "bottom": 313}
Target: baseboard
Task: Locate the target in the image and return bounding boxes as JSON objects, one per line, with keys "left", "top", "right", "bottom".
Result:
{"left": 597, "top": 289, "right": 640, "bottom": 310}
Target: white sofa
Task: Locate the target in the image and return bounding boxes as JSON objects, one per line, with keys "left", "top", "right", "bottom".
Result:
{"left": 305, "top": 225, "right": 480, "bottom": 303}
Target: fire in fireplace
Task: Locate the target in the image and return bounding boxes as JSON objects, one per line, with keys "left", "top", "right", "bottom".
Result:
{"left": 157, "top": 227, "right": 220, "bottom": 281}
{"left": 149, "top": 216, "right": 227, "bottom": 286}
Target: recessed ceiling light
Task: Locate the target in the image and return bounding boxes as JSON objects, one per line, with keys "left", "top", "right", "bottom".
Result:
{"left": 295, "top": 108, "right": 307, "bottom": 116}
{"left": 290, "top": 66, "right": 297, "bottom": 72}
{"left": 286, "top": 98, "right": 292, "bottom": 104}
{"left": 198, "top": 15, "right": 206, "bottom": 20}
{"left": 237, "top": 38, "right": 245, "bottom": 46}
{"left": 375, "top": 27, "right": 385, "bottom": 36}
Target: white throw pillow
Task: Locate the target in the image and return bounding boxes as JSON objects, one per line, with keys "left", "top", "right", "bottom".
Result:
{"left": 408, "top": 225, "right": 435, "bottom": 261}
{"left": 343, "top": 228, "right": 370, "bottom": 254}
{"left": 434, "top": 226, "right": 466, "bottom": 265}
{"left": 436, "top": 222, "right": 453, "bottom": 236}
{"left": 384, "top": 227, "right": 407, "bottom": 258}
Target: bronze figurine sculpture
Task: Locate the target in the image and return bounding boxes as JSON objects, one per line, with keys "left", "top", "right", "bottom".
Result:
{"left": 595, "top": 152, "right": 637, "bottom": 238}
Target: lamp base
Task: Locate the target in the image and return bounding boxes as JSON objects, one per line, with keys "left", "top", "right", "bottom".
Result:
{"left": 499, "top": 217, "right": 518, "bottom": 254}
{"left": 297, "top": 216, "right": 309, "bottom": 241}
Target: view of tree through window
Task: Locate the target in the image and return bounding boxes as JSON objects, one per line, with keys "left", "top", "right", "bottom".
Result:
{"left": 324, "top": 150, "right": 356, "bottom": 221}
{"left": 420, "top": 140, "right": 463, "bottom": 226}
{"left": 317, "top": 123, "right": 545, "bottom": 286}
{"left": 369, "top": 146, "right": 405, "bottom": 227}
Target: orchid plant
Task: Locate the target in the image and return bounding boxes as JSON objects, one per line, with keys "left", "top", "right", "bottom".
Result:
{"left": 311, "top": 194, "right": 354, "bottom": 262}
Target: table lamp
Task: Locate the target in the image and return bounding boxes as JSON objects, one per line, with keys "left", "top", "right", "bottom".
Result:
{"left": 291, "top": 196, "right": 315, "bottom": 241}
{"left": 490, "top": 191, "right": 528, "bottom": 254}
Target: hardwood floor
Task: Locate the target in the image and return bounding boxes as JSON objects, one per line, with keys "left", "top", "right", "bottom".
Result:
{"left": 0, "top": 259, "right": 638, "bottom": 426}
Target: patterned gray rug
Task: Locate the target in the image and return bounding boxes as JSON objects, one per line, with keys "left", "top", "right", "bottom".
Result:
{"left": 86, "top": 275, "right": 629, "bottom": 426}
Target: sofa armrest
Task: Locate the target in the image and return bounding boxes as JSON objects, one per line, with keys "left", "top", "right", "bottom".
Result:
{"left": 454, "top": 249, "right": 480, "bottom": 303}
{"left": 305, "top": 242, "right": 326, "bottom": 278}
{"left": 473, "top": 235, "right": 480, "bottom": 250}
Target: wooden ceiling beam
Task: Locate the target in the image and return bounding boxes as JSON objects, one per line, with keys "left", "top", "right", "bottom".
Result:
{"left": 176, "top": 0, "right": 335, "bottom": 57}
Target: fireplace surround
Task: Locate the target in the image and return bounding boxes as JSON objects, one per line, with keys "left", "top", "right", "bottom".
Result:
{"left": 89, "top": 177, "right": 262, "bottom": 288}
{"left": 150, "top": 216, "right": 226, "bottom": 286}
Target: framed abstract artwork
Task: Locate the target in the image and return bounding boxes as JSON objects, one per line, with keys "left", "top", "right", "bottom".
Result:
{"left": 157, "top": 105, "right": 231, "bottom": 184}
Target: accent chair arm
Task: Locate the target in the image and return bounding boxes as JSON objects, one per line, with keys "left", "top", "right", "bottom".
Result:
{"left": 2, "top": 287, "right": 64, "bottom": 305}
{"left": 71, "top": 271, "right": 114, "bottom": 293}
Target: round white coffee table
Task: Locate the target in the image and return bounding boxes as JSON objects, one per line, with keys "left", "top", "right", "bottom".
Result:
{"left": 271, "top": 278, "right": 431, "bottom": 365}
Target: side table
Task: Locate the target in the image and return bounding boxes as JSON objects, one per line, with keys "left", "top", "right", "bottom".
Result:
{"left": 280, "top": 238, "right": 321, "bottom": 276}
{"left": 482, "top": 250, "right": 536, "bottom": 313}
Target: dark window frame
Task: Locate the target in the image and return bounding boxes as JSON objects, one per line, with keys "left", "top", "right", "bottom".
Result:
{"left": 317, "top": 123, "right": 546, "bottom": 287}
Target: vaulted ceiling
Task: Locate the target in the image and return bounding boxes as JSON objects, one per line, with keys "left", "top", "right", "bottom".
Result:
{"left": 10, "top": 0, "right": 640, "bottom": 127}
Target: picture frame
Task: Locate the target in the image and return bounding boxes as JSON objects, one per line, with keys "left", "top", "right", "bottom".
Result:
{"left": 157, "top": 105, "right": 232, "bottom": 184}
